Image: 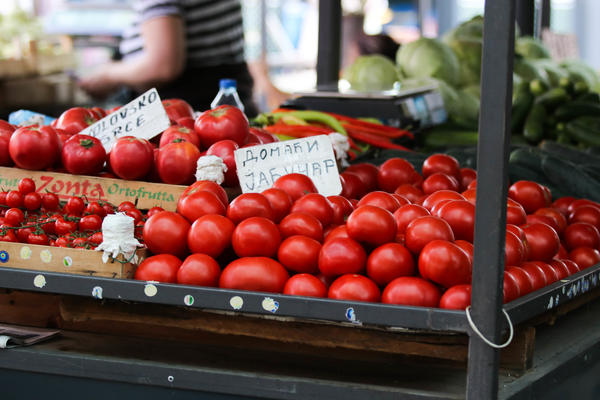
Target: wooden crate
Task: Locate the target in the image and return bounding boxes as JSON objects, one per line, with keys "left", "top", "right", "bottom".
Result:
{"left": 0, "top": 241, "right": 146, "bottom": 279}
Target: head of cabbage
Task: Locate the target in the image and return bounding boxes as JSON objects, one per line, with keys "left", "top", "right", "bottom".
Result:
{"left": 396, "top": 37, "right": 460, "bottom": 86}
{"left": 342, "top": 54, "right": 399, "bottom": 92}
{"left": 443, "top": 15, "right": 484, "bottom": 87}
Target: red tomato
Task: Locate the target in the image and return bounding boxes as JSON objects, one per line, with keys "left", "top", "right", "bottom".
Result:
{"left": 187, "top": 214, "right": 234, "bottom": 257}
{"left": 430, "top": 199, "right": 454, "bottom": 217}
{"left": 28, "top": 232, "right": 49, "bottom": 246}
{"left": 459, "top": 167, "right": 477, "bottom": 191}
{"left": 418, "top": 240, "right": 472, "bottom": 288}
{"left": 506, "top": 199, "right": 527, "bottom": 226}
{"left": 0, "top": 124, "right": 14, "bottom": 166}
{"left": 552, "top": 196, "right": 577, "bottom": 217}
{"left": 194, "top": 105, "right": 249, "bottom": 148}
{"left": 109, "top": 136, "right": 154, "bottom": 180}
{"left": 519, "top": 262, "right": 548, "bottom": 290}
{"left": 328, "top": 274, "right": 381, "bottom": 302}
{"left": 272, "top": 173, "right": 318, "bottom": 202}
{"left": 562, "top": 222, "right": 600, "bottom": 251}
{"left": 526, "top": 214, "right": 557, "bottom": 230}
{"left": 421, "top": 173, "right": 460, "bottom": 195}
{"left": 437, "top": 200, "right": 475, "bottom": 242}
{"left": 346, "top": 205, "right": 397, "bottom": 246}
{"left": 79, "top": 214, "right": 102, "bottom": 232}
{"left": 177, "top": 190, "right": 226, "bottom": 223}
{"left": 534, "top": 261, "right": 559, "bottom": 284}
{"left": 117, "top": 201, "right": 136, "bottom": 212}
{"left": 159, "top": 125, "right": 201, "bottom": 149}
{"left": 461, "top": 188, "right": 477, "bottom": 205}
{"left": 568, "top": 205, "right": 600, "bottom": 231}
{"left": 205, "top": 139, "right": 240, "bottom": 186}
{"left": 17, "top": 178, "right": 35, "bottom": 194}
{"left": 505, "top": 231, "right": 525, "bottom": 267}
{"left": 279, "top": 212, "right": 323, "bottom": 242}
{"left": 146, "top": 206, "right": 164, "bottom": 219}
{"left": 567, "top": 199, "right": 600, "bottom": 214}
{"left": 404, "top": 216, "right": 455, "bottom": 255}
{"left": 17, "top": 227, "right": 33, "bottom": 243}
{"left": 0, "top": 230, "right": 17, "bottom": 242}
{"left": 318, "top": 237, "right": 366, "bottom": 276}
{"left": 568, "top": 247, "right": 600, "bottom": 270}
{"left": 183, "top": 180, "right": 228, "bottom": 206}
{"left": 549, "top": 259, "right": 570, "bottom": 280}
{"left": 324, "top": 225, "right": 350, "bottom": 242}
{"left": 503, "top": 271, "right": 521, "bottom": 303}
{"left": 393, "top": 204, "right": 430, "bottom": 234}
{"left": 5, "top": 190, "right": 22, "bottom": 209}
{"left": 134, "top": 254, "right": 182, "bottom": 283}
{"left": 422, "top": 154, "right": 460, "bottom": 180}
{"left": 61, "top": 134, "right": 106, "bottom": 175}
{"left": 382, "top": 276, "right": 441, "bottom": 307}
{"left": 522, "top": 223, "right": 560, "bottom": 262}
{"left": 326, "top": 195, "right": 354, "bottom": 225}
{"left": 219, "top": 257, "right": 289, "bottom": 293}
{"left": 283, "top": 274, "right": 327, "bottom": 298}
{"left": 88, "top": 231, "right": 103, "bottom": 246}
{"left": 366, "top": 243, "right": 415, "bottom": 286}
{"left": 277, "top": 235, "right": 321, "bottom": 274}
{"left": 143, "top": 211, "right": 190, "bottom": 258}
{"left": 394, "top": 184, "right": 423, "bottom": 203}
{"left": 176, "top": 253, "right": 221, "bottom": 287}
{"left": 508, "top": 181, "right": 551, "bottom": 214}
{"left": 357, "top": 191, "right": 402, "bottom": 213}
{"left": 247, "top": 127, "right": 277, "bottom": 144}
{"left": 377, "top": 158, "right": 419, "bottom": 192}
{"left": 4, "top": 208, "right": 24, "bottom": 226}
{"left": 339, "top": 172, "right": 366, "bottom": 199}
{"left": 9, "top": 125, "right": 59, "bottom": 170}
{"left": 291, "top": 193, "right": 334, "bottom": 228}
{"left": 505, "top": 266, "right": 534, "bottom": 296}
{"left": 344, "top": 163, "right": 379, "bottom": 193}
{"left": 157, "top": 141, "right": 201, "bottom": 185}
{"left": 421, "top": 190, "right": 465, "bottom": 211}
{"left": 54, "top": 107, "right": 97, "bottom": 135}
{"left": 232, "top": 217, "right": 281, "bottom": 257}
{"left": 227, "top": 193, "right": 274, "bottom": 224}
{"left": 162, "top": 99, "right": 194, "bottom": 121}
{"left": 23, "top": 192, "right": 41, "bottom": 211}
{"left": 533, "top": 207, "right": 567, "bottom": 233}
{"left": 561, "top": 259, "right": 581, "bottom": 275}
{"left": 439, "top": 284, "right": 471, "bottom": 309}
{"left": 261, "top": 188, "right": 292, "bottom": 223}
{"left": 64, "top": 196, "right": 85, "bottom": 216}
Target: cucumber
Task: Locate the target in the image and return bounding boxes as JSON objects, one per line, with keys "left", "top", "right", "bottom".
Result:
{"left": 511, "top": 89, "right": 534, "bottom": 133}
{"left": 508, "top": 162, "right": 552, "bottom": 187}
{"left": 421, "top": 128, "right": 479, "bottom": 148}
{"left": 534, "top": 87, "right": 570, "bottom": 109}
{"left": 576, "top": 92, "right": 600, "bottom": 103}
{"left": 523, "top": 104, "right": 547, "bottom": 144}
{"left": 565, "top": 116, "right": 600, "bottom": 147}
{"left": 508, "top": 146, "right": 546, "bottom": 172}
{"left": 529, "top": 79, "right": 548, "bottom": 96}
{"left": 554, "top": 101, "right": 600, "bottom": 121}
{"left": 540, "top": 140, "right": 600, "bottom": 167}
{"left": 542, "top": 155, "right": 600, "bottom": 201}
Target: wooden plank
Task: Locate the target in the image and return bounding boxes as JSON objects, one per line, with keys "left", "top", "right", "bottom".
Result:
{"left": 0, "top": 289, "right": 61, "bottom": 327}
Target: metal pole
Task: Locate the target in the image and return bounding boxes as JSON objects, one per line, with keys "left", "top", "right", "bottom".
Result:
{"left": 541, "top": 0, "right": 551, "bottom": 29}
{"left": 466, "top": 0, "right": 516, "bottom": 399}
{"left": 516, "top": 0, "right": 534, "bottom": 36}
{"left": 316, "top": 0, "right": 342, "bottom": 91}
{"left": 417, "top": 0, "right": 425, "bottom": 36}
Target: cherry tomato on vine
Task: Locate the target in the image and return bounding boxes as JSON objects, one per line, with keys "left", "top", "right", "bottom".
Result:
{"left": 64, "top": 196, "right": 85, "bottom": 216}
{"left": 17, "top": 178, "right": 36, "bottom": 194}
{"left": 23, "top": 192, "right": 41, "bottom": 211}
{"left": 79, "top": 214, "right": 102, "bottom": 232}
{"left": 41, "top": 193, "right": 60, "bottom": 211}
{"left": 5, "top": 190, "right": 23, "bottom": 208}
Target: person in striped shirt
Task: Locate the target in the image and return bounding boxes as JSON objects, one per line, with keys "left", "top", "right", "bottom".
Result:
{"left": 79, "top": 0, "right": 259, "bottom": 116}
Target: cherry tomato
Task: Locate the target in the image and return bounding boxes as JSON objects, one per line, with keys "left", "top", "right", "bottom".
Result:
{"left": 17, "top": 178, "right": 36, "bottom": 194}
{"left": 439, "top": 284, "right": 471, "bottom": 309}
{"left": 261, "top": 188, "right": 292, "bottom": 223}
{"left": 176, "top": 254, "right": 221, "bottom": 287}
{"left": 219, "top": 257, "right": 289, "bottom": 293}
{"left": 404, "top": 216, "right": 455, "bottom": 255}
{"left": 143, "top": 211, "right": 190, "bottom": 258}
{"left": 134, "top": 254, "right": 182, "bottom": 283}
{"left": 4, "top": 208, "right": 24, "bottom": 226}
{"left": 28, "top": 232, "right": 49, "bottom": 246}
{"left": 381, "top": 276, "right": 441, "bottom": 307}
{"left": 84, "top": 201, "right": 106, "bottom": 218}
{"left": 279, "top": 212, "right": 323, "bottom": 242}
{"left": 55, "top": 217, "right": 78, "bottom": 235}
{"left": 418, "top": 240, "right": 472, "bottom": 288}
{"left": 346, "top": 205, "right": 397, "bottom": 246}
{"left": 328, "top": 274, "right": 380, "bottom": 303}
{"left": 283, "top": 274, "right": 327, "bottom": 298}
{"left": 64, "top": 196, "right": 85, "bottom": 216}
{"left": 277, "top": 235, "right": 321, "bottom": 274}
{"left": 125, "top": 208, "right": 143, "bottom": 224}
{"left": 366, "top": 243, "right": 415, "bottom": 286}
{"left": 79, "top": 214, "right": 102, "bottom": 232}
{"left": 318, "top": 237, "right": 366, "bottom": 276}
{"left": 53, "top": 236, "right": 71, "bottom": 247}
{"left": 232, "top": 217, "right": 281, "bottom": 258}
{"left": 17, "top": 227, "right": 34, "bottom": 243}
{"left": 0, "top": 230, "right": 17, "bottom": 242}
{"left": 88, "top": 231, "right": 103, "bottom": 246}
{"left": 146, "top": 206, "right": 164, "bottom": 219}
{"left": 5, "top": 190, "right": 23, "bottom": 208}
{"left": 40, "top": 193, "right": 59, "bottom": 211}
{"left": 187, "top": 214, "right": 235, "bottom": 258}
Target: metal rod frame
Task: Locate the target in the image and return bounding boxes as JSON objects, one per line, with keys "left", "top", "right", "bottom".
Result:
{"left": 316, "top": 0, "right": 341, "bottom": 91}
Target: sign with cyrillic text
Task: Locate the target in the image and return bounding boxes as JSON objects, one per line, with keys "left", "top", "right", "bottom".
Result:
{"left": 234, "top": 135, "right": 342, "bottom": 196}
{"left": 78, "top": 88, "right": 171, "bottom": 152}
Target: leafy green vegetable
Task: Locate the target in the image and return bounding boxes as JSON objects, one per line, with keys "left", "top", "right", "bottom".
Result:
{"left": 342, "top": 54, "right": 399, "bottom": 92}
{"left": 396, "top": 37, "right": 460, "bottom": 86}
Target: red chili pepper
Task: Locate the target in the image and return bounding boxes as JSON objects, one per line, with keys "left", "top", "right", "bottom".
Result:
{"left": 264, "top": 124, "right": 333, "bottom": 138}
{"left": 345, "top": 126, "right": 413, "bottom": 151}
{"left": 325, "top": 111, "right": 414, "bottom": 139}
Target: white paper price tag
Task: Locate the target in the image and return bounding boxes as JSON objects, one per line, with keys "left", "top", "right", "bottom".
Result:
{"left": 78, "top": 88, "right": 171, "bottom": 152}
{"left": 234, "top": 135, "right": 342, "bottom": 196}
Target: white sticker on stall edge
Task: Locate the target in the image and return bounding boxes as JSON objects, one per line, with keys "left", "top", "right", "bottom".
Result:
{"left": 234, "top": 135, "right": 342, "bottom": 196}
{"left": 78, "top": 88, "right": 171, "bottom": 153}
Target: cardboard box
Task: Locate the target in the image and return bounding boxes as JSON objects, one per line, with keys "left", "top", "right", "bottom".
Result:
{"left": 0, "top": 241, "right": 146, "bottom": 279}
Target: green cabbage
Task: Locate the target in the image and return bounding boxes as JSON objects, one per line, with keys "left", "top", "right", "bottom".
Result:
{"left": 342, "top": 54, "right": 399, "bottom": 92}
{"left": 443, "top": 15, "right": 484, "bottom": 87}
{"left": 396, "top": 37, "right": 460, "bottom": 86}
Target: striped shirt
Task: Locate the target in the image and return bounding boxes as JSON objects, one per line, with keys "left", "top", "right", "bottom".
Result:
{"left": 120, "top": 0, "right": 245, "bottom": 67}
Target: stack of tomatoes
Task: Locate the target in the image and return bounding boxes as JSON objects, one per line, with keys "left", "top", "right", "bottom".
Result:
{"left": 136, "top": 153, "right": 600, "bottom": 309}
{"left": 0, "top": 99, "right": 277, "bottom": 187}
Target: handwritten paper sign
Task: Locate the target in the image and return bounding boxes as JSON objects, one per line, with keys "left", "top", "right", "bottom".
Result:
{"left": 79, "top": 88, "right": 171, "bottom": 152}
{"left": 234, "top": 135, "right": 342, "bottom": 196}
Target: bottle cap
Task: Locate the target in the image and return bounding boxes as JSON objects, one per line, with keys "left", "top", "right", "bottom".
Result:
{"left": 219, "top": 79, "right": 237, "bottom": 89}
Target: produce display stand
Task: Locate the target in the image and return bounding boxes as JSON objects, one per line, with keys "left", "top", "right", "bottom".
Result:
{"left": 1, "top": 1, "right": 600, "bottom": 399}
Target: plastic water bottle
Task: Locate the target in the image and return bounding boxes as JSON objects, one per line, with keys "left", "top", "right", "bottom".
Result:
{"left": 210, "top": 79, "right": 245, "bottom": 113}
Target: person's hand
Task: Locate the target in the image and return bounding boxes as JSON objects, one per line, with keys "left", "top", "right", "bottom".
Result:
{"left": 78, "top": 65, "right": 120, "bottom": 99}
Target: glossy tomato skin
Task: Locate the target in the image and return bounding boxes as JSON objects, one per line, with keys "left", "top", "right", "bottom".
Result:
{"left": 248, "top": 127, "right": 278, "bottom": 144}
{"left": 55, "top": 107, "right": 97, "bottom": 135}
{"left": 439, "top": 284, "right": 471, "bottom": 309}
{"left": 505, "top": 231, "right": 525, "bottom": 267}
{"left": 568, "top": 205, "right": 600, "bottom": 231}
{"left": 344, "top": 163, "right": 379, "bottom": 193}
{"left": 418, "top": 240, "right": 472, "bottom": 288}
{"left": 232, "top": 217, "right": 281, "bottom": 258}
{"left": 283, "top": 274, "right": 327, "bottom": 297}
{"left": 187, "top": 214, "right": 234, "bottom": 257}
{"left": 568, "top": 247, "right": 600, "bottom": 270}
{"left": 134, "top": 254, "right": 182, "bottom": 283}
{"left": 194, "top": 105, "right": 249, "bottom": 148}
{"left": 459, "top": 168, "right": 477, "bottom": 191}
{"left": 291, "top": 193, "right": 334, "bottom": 228}
{"left": 438, "top": 200, "right": 475, "bottom": 242}
{"left": 563, "top": 222, "right": 600, "bottom": 251}
{"left": 61, "top": 134, "right": 106, "bottom": 175}
{"left": 393, "top": 204, "right": 430, "bottom": 234}
{"left": 421, "top": 173, "right": 460, "bottom": 195}
{"left": 522, "top": 223, "right": 560, "bottom": 262}
{"left": 394, "top": 184, "right": 424, "bottom": 203}
{"left": 421, "top": 190, "right": 465, "bottom": 211}
{"left": 176, "top": 253, "right": 221, "bottom": 287}
{"left": 326, "top": 195, "right": 354, "bottom": 225}
{"left": 377, "top": 158, "right": 418, "bottom": 192}
{"left": 159, "top": 125, "right": 201, "bottom": 149}
{"left": 79, "top": 214, "right": 102, "bottom": 232}
{"left": 503, "top": 271, "right": 521, "bottom": 303}
{"left": 422, "top": 154, "right": 460, "bottom": 180}
{"left": 506, "top": 266, "right": 534, "bottom": 296}
{"left": 0, "top": 128, "right": 14, "bottom": 167}
{"left": 366, "top": 242, "right": 415, "bottom": 286}
{"left": 508, "top": 181, "right": 551, "bottom": 214}
{"left": 346, "top": 205, "right": 397, "bottom": 246}
{"left": 177, "top": 190, "right": 226, "bottom": 223}
{"left": 549, "top": 259, "right": 570, "bottom": 280}
{"left": 382, "top": 276, "right": 441, "bottom": 307}
{"left": 9, "top": 125, "right": 59, "bottom": 170}
{"left": 157, "top": 141, "right": 201, "bottom": 185}
{"left": 279, "top": 212, "right": 323, "bottom": 242}
{"left": 277, "top": 235, "right": 321, "bottom": 274}
{"left": 357, "top": 191, "right": 402, "bottom": 213}
{"left": 324, "top": 225, "right": 350, "bottom": 242}
{"left": 506, "top": 200, "right": 528, "bottom": 226}
{"left": 328, "top": 274, "right": 381, "bottom": 303}
{"left": 143, "top": 211, "right": 190, "bottom": 258}
{"left": 272, "top": 173, "right": 318, "bottom": 202}
{"left": 534, "top": 207, "right": 568, "bottom": 234}
{"left": 219, "top": 257, "right": 289, "bottom": 293}
{"left": 162, "top": 98, "right": 194, "bottom": 121}
{"left": 340, "top": 172, "right": 366, "bottom": 199}
{"left": 262, "top": 188, "right": 292, "bottom": 223}
{"left": 404, "top": 216, "right": 455, "bottom": 255}
{"left": 318, "top": 237, "right": 367, "bottom": 276}
{"left": 227, "top": 193, "right": 274, "bottom": 224}
{"left": 109, "top": 136, "right": 154, "bottom": 180}
{"left": 183, "top": 181, "right": 228, "bottom": 206}
{"left": 23, "top": 192, "right": 41, "bottom": 211}
{"left": 519, "top": 262, "right": 548, "bottom": 291}
{"left": 205, "top": 139, "right": 240, "bottom": 186}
